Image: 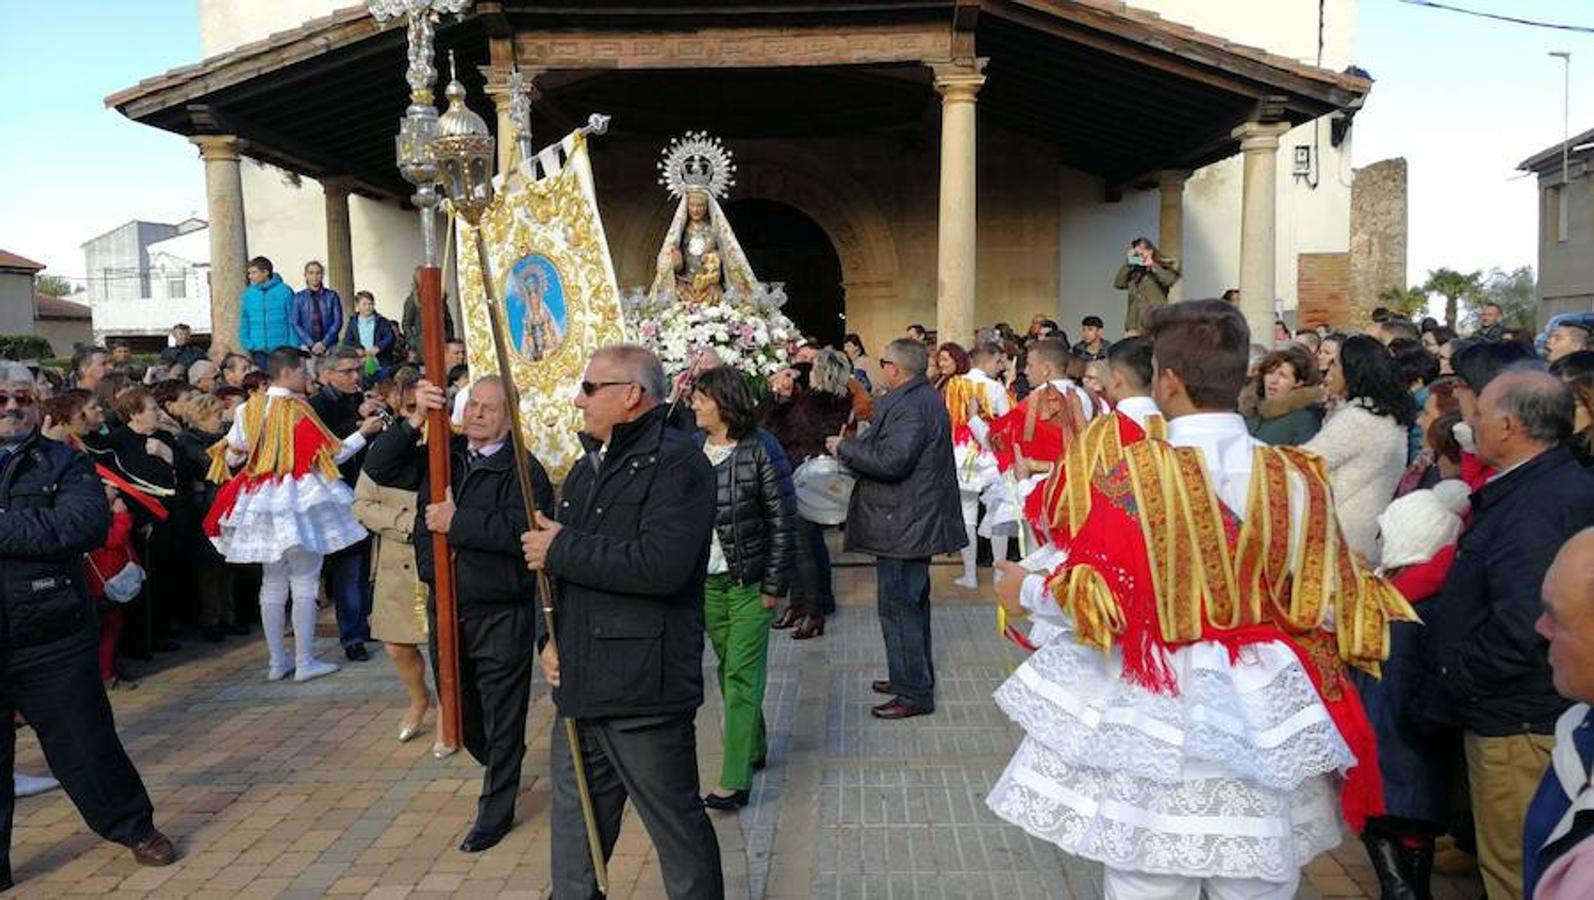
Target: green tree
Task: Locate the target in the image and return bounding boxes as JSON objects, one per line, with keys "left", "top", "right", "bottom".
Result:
{"left": 1465, "top": 266, "right": 1536, "bottom": 330}
{"left": 34, "top": 275, "right": 74, "bottom": 297}
{"left": 1378, "top": 285, "right": 1430, "bottom": 319}
{"left": 1421, "top": 267, "right": 1483, "bottom": 328}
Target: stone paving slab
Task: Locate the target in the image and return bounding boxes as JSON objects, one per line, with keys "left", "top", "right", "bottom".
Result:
{"left": 8, "top": 557, "right": 1481, "bottom": 898}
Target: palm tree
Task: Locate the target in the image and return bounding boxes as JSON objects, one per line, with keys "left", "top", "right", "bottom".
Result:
{"left": 1378, "top": 285, "right": 1430, "bottom": 319}
{"left": 1421, "top": 268, "right": 1483, "bottom": 328}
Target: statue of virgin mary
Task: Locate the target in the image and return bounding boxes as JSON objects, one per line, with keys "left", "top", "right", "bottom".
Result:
{"left": 649, "top": 132, "right": 758, "bottom": 305}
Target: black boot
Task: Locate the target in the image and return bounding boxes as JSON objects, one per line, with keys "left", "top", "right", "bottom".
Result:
{"left": 1362, "top": 833, "right": 1421, "bottom": 900}
{"left": 1395, "top": 836, "right": 1435, "bottom": 900}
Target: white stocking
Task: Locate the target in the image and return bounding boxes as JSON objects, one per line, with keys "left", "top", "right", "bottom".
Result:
{"left": 959, "top": 491, "right": 979, "bottom": 581}
{"left": 259, "top": 561, "right": 291, "bottom": 668}
{"left": 284, "top": 548, "right": 325, "bottom": 666}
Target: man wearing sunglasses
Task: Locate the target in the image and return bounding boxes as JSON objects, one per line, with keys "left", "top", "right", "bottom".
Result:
{"left": 824, "top": 338, "right": 965, "bottom": 720}
{"left": 521, "top": 345, "right": 723, "bottom": 898}
{"left": 0, "top": 363, "right": 176, "bottom": 887}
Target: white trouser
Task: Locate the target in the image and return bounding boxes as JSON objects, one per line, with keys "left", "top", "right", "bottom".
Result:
{"left": 958, "top": 490, "right": 1007, "bottom": 581}
{"left": 259, "top": 547, "right": 325, "bottom": 667}
{"left": 1104, "top": 867, "right": 1300, "bottom": 900}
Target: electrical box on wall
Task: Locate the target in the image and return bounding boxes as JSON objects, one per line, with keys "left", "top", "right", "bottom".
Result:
{"left": 1292, "top": 145, "right": 1312, "bottom": 176}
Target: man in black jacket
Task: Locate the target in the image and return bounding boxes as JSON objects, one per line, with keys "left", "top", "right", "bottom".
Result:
{"left": 520, "top": 345, "right": 722, "bottom": 899}
{"left": 827, "top": 338, "right": 965, "bottom": 719}
{"left": 363, "top": 375, "right": 552, "bottom": 854}
{"left": 311, "top": 345, "right": 381, "bottom": 661}
{"left": 0, "top": 364, "right": 174, "bottom": 889}
{"left": 1422, "top": 368, "right": 1594, "bottom": 899}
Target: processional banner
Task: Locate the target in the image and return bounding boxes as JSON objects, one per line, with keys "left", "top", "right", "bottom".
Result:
{"left": 455, "top": 131, "right": 627, "bottom": 481}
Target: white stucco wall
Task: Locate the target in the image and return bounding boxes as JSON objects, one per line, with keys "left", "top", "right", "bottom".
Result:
{"left": 1057, "top": 0, "right": 1359, "bottom": 327}
{"left": 198, "top": 0, "right": 341, "bottom": 57}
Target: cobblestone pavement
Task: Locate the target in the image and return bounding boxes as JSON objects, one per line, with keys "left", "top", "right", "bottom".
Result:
{"left": 10, "top": 557, "right": 1483, "bottom": 898}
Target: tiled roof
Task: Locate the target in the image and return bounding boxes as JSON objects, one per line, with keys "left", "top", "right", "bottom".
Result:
{"left": 0, "top": 250, "right": 46, "bottom": 272}
{"left": 34, "top": 294, "right": 92, "bottom": 321}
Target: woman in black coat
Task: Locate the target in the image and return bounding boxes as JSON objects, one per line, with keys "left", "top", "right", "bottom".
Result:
{"left": 691, "top": 365, "right": 797, "bottom": 810}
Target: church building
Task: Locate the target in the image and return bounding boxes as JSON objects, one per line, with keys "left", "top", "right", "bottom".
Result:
{"left": 110, "top": 0, "right": 1374, "bottom": 355}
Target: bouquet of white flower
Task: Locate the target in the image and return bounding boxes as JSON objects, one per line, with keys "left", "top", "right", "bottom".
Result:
{"left": 626, "top": 283, "right": 797, "bottom": 381}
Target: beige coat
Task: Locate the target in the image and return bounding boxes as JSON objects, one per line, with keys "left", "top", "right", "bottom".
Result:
{"left": 352, "top": 472, "right": 426, "bottom": 645}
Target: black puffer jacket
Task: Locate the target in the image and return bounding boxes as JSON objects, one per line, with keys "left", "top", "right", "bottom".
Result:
{"left": 697, "top": 428, "right": 797, "bottom": 598}
{"left": 0, "top": 431, "right": 110, "bottom": 649}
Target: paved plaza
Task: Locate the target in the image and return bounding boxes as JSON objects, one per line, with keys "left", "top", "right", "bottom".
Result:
{"left": 10, "top": 557, "right": 1483, "bottom": 899}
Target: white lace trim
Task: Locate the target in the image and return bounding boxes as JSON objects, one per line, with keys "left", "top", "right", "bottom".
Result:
{"left": 987, "top": 737, "right": 1343, "bottom": 882}
{"left": 994, "top": 638, "right": 1354, "bottom": 792}
{"left": 214, "top": 474, "right": 366, "bottom": 564}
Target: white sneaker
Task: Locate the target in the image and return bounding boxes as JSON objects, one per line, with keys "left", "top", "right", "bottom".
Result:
{"left": 266, "top": 658, "right": 292, "bottom": 682}
{"left": 14, "top": 773, "right": 59, "bottom": 797}
{"left": 952, "top": 575, "right": 979, "bottom": 590}
{"left": 293, "top": 658, "right": 340, "bottom": 683}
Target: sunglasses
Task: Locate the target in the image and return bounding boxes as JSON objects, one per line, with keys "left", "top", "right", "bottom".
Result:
{"left": 580, "top": 380, "right": 633, "bottom": 396}
{"left": 0, "top": 392, "right": 35, "bottom": 408}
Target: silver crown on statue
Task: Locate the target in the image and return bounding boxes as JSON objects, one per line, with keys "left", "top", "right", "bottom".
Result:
{"left": 657, "top": 131, "right": 736, "bottom": 200}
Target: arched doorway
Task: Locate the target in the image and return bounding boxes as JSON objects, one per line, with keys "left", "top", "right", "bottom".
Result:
{"left": 722, "top": 198, "right": 845, "bottom": 347}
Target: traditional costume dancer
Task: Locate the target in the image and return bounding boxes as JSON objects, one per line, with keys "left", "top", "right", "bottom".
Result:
{"left": 205, "top": 347, "right": 377, "bottom": 682}
{"left": 981, "top": 339, "right": 1104, "bottom": 556}
{"left": 944, "top": 343, "right": 1011, "bottom": 588}
{"left": 990, "top": 301, "right": 1415, "bottom": 899}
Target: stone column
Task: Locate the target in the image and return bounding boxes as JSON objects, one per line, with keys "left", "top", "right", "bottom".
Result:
{"left": 932, "top": 61, "right": 985, "bottom": 346}
{"left": 481, "top": 65, "right": 539, "bottom": 176}
{"left": 1156, "top": 170, "right": 1189, "bottom": 303}
{"left": 191, "top": 135, "right": 248, "bottom": 353}
{"left": 322, "top": 178, "right": 355, "bottom": 322}
{"left": 1232, "top": 122, "right": 1291, "bottom": 343}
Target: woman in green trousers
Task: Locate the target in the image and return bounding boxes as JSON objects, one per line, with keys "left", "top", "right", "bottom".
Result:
{"left": 691, "top": 366, "right": 798, "bottom": 810}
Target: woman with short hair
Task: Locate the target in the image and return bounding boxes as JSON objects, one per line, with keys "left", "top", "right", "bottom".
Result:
{"left": 692, "top": 366, "right": 797, "bottom": 810}
{"left": 1242, "top": 344, "right": 1324, "bottom": 445}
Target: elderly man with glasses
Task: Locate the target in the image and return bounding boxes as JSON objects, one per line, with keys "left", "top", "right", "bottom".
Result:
{"left": 825, "top": 338, "right": 965, "bottom": 720}
{"left": 311, "top": 346, "right": 386, "bottom": 661}
{"left": 520, "top": 345, "right": 724, "bottom": 898}
{"left": 0, "top": 363, "right": 175, "bottom": 888}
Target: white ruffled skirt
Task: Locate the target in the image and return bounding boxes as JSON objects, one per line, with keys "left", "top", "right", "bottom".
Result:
{"left": 212, "top": 474, "right": 366, "bottom": 565}
{"left": 987, "top": 635, "right": 1350, "bottom": 882}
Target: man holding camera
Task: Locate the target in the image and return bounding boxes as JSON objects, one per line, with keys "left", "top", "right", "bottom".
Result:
{"left": 311, "top": 346, "right": 382, "bottom": 662}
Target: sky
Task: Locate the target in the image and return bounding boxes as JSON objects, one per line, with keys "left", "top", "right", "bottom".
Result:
{"left": 0, "top": 0, "right": 1590, "bottom": 290}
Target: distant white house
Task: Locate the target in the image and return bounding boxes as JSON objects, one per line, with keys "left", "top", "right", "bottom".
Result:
{"left": 83, "top": 218, "right": 213, "bottom": 341}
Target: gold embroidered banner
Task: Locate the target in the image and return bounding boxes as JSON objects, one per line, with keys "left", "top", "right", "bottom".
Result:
{"left": 455, "top": 131, "right": 627, "bottom": 481}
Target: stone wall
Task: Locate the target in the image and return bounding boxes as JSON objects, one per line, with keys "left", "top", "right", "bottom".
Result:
{"left": 1349, "top": 157, "right": 1407, "bottom": 327}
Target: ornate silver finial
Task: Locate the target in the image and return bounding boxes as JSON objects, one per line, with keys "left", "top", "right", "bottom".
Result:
{"left": 367, "top": 0, "right": 472, "bottom": 104}
{"left": 657, "top": 131, "right": 736, "bottom": 200}
{"left": 436, "top": 53, "right": 489, "bottom": 139}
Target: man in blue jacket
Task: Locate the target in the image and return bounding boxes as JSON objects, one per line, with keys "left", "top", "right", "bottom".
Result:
{"left": 292, "top": 260, "right": 343, "bottom": 360}
{"left": 237, "top": 256, "right": 296, "bottom": 369}
{"left": 1422, "top": 368, "right": 1594, "bottom": 899}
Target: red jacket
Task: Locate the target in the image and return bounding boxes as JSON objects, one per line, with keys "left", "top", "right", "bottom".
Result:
{"left": 86, "top": 509, "right": 138, "bottom": 600}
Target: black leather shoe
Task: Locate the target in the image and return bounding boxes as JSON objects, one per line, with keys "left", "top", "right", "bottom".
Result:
{"left": 130, "top": 829, "right": 178, "bottom": 866}
{"left": 870, "top": 698, "right": 932, "bottom": 720}
{"left": 702, "top": 790, "right": 749, "bottom": 811}
{"left": 459, "top": 822, "right": 511, "bottom": 853}
{"left": 344, "top": 643, "right": 371, "bottom": 662}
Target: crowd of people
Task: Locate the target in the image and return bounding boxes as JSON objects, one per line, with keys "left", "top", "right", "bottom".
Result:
{"left": 3, "top": 240, "right": 1594, "bottom": 898}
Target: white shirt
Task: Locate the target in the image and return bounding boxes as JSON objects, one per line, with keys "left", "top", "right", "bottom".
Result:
{"left": 1113, "top": 395, "right": 1161, "bottom": 430}
{"left": 1018, "top": 411, "right": 1266, "bottom": 623}
{"left": 224, "top": 385, "right": 368, "bottom": 467}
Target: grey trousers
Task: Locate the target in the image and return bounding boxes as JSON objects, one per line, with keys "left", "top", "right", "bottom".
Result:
{"left": 550, "top": 713, "right": 723, "bottom": 900}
